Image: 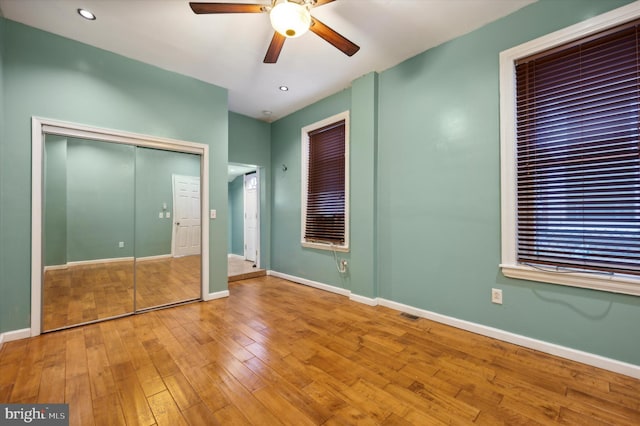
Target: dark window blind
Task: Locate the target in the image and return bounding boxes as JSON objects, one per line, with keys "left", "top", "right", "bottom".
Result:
{"left": 515, "top": 19, "right": 640, "bottom": 276}
{"left": 305, "top": 119, "right": 346, "bottom": 244}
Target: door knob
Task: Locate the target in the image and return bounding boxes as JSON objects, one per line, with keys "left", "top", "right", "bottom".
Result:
{"left": 176, "top": 222, "right": 180, "bottom": 226}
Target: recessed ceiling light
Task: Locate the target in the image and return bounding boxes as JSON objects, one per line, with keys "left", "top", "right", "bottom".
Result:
{"left": 279, "top": 85, "right": 289, "bottom": 92}
{"left": 77, "top": 8, "right": 96, "bottom": 20}
{"left": 262, "top": 110, "right": 272, "bottom": 116}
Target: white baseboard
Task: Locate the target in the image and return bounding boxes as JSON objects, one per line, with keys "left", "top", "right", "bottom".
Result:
{"left": 268, "top": 270, "right": 351, "bottom": 297}
{"left": 0, "top": 328, "right": 31, "bottom": 348}
{"left": 268, "top": 270, "right": 640, "bottom": 379}
{"left": 45, "top": 255, "right": 171, "bottom": 270}
{"left": 227, "top": 253, "right": 244, "bottom": 260}
{"left": 44, "top": 264, "right": 68, "bottom": 271}
{"left": 67, "top": 256, "right": 134, "bottom": 267}
{"left": 205, "top": 290, "right": 230, "bottom": 301}
{"left": 349, "top": 293, "right": 378, "bottom": 306}
{"left": 136, "top": 254, "right": 172, "bottom": 262}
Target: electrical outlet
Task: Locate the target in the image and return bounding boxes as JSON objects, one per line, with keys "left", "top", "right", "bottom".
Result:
{"left": 118, "top": 241, "right": 124, "bottom": 248}
{"left": 491, "top": 288, "right": 503, "bottom": 304}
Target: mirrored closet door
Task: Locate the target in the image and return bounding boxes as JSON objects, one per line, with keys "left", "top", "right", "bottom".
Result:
{"left": 41, "top": 131, "right": 203, "bottom": 332}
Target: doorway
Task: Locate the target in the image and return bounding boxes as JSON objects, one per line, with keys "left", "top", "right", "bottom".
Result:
{"left": 244, "top": 172, "right": 258, "bottom": 265}
{"left": 172, "top": 174, "right": 201, "bottom": 257}
{"left": 227, "top": 164, "right": 265, "bottom": 281}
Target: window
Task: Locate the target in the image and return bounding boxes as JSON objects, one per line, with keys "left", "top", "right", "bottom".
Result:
{"left": 301, "top": 111, "right": 349, "bottom": 251}
{"left": 500, "top": 3, "right": 640, "bottom": 296}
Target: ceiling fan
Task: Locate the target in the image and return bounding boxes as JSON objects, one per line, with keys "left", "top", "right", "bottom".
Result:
{"left": 189, "top": 0, "right": 360, "bottom": 63}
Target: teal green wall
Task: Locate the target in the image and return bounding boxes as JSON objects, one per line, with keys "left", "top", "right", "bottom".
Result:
{"left": 269, "top": 0, "right": 640, "bottom": 366}
{"left": 43, "top": 141, "right": 200, "bottom": 265}
{"left": 44, "top": 136, "right": 68, "bottom": 266}
{"left": 0, "top": 19, "right": 228, "bottom": 332}
{"left": 270, "top": 79, "right": 379, "bottom": 298}
{"left": 135, "top": 147, "right": 200, "bottom": 258}
{"left": 66, "top": 139, "right": 135, "bottom": 262}
{"left": 228, "top": 176, "right": 244, "bottom": 256}
{"left": 271, "top": 90, "right": 352, "bottom": 284}
{"left": 375, "top": 0, "right": 639, "bottom": 365}
{"left": 349, "top": 73, "right": 378, "bottom": 298}
{"left": 228, "top": 112, "right": 271, "bottom": 268}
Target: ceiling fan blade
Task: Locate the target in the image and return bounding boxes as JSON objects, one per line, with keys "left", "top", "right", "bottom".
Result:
{"left": 312, "top": 0, "right": 336, "bottom": 7}
{"left": 264, "top": 32, "right": 286, "bottom": 63}
{"left": 309, "top": 17, "right": 360, "bottom": 57}
{"left": 189, "top": 2, "right": 265, "bottom": 14}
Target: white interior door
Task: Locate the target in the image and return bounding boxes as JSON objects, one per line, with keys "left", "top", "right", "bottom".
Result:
{"left": 244, "top": 173, "right": 258, "bottom": 264}
{"left": 172, "top": 174, "right": 201, "bottom": 257}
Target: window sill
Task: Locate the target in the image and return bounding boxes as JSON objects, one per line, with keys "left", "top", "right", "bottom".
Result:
{"left": 302, "top": 241, "right": 349, "bottom": 253}
{"left": 500, "top": 264, "right": 640, "bottom": 297}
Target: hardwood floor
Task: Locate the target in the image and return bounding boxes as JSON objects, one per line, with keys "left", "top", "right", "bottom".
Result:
{"left": 3, "top": 275, "right": 640, "bottom": 425}
{"left": 43, "top": 256, "right": 201, "bottom": 331}
{"left": 228, "top": 256, "right": 266, "bottom": 282}
{"left": 135, "top": 255, "right": 201, "bottom": 310}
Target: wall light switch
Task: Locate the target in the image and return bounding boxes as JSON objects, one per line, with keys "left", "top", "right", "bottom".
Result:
{"left": 165, "top": 212, "right": 171, "bottom": 218}
{"left": 159, "top": 212, "right": 163, "bottom": 218}
{"left": 210, "top": 209, "right": 217, "bottom": 219}
{"left": 118, "top": 241, "right": 124, "bottom": 248}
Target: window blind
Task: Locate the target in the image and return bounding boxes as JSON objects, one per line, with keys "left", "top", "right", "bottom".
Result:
{"left": 305, "top": 119, "right": 346, "bottom": 244}
{"left": 515, "top": 19, "right": 640, "bottom": 276}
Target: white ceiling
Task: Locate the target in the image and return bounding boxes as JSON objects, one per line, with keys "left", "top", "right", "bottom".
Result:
{"left": 0, "top": 0, "right": 535, "bottom": 122}
{"left": 228, "top": 163, "right": 257, "bottom": 181}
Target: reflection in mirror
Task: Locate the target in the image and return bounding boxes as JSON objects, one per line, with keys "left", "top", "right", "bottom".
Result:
{"left": 43, "top": 135, "right": 135, "bottom": 331}
{"left": 134, "top": 147, "right": 201, "bottom": 310}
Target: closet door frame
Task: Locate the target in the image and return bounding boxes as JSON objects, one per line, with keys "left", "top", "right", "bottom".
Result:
{"left": 31, "top": 116, "right": 210, "bottom": 336}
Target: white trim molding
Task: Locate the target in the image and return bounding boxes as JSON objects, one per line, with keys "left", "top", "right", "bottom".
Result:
{"left": 205, "top": 290, "right": 230, "bottom": 301}
{"left": 349, "top": 293, "right": 378, "bottom": 306}
{"left": 270, "top": 270, "right": 640, "bottom": 379}
{"left": 135, "top": 254, "right": 172, "bottom": 262}
{"left": 300, "top": 111, "right": 350, "bottom": 252}
{"left": 499, "top": 2, "right": 640, "bottom": 296}
{"left": 0, "top": 329, "right": 32, "bottom": 348}
{"left": 268, "top": 270, "right": 351, "bottom": 297}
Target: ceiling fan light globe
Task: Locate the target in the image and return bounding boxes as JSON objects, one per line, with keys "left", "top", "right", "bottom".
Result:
{"left": 270, "top": 1, "right": 311, "bottom": 38}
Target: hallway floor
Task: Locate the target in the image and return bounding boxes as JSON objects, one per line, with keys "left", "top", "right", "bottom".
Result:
{"left": 228, "top": 255, "right": 266, "bottom": 282}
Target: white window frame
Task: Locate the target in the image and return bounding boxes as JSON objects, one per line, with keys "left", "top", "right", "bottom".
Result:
{"left": 301, "top": 111, "right": 350, "bottom": 252}
{"left": 499, "top": 2, "right": 640, "bottom": 297}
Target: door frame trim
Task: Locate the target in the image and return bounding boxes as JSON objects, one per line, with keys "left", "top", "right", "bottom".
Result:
{"left": 243, "top": 171, "right": 260, "bottom": 266}
{"left": 31, "top": 116, "right": 210, "bottom": 336}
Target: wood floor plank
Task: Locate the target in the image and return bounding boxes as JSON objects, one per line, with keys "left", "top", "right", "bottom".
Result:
{"left": 203, "top": 362, "right": 283, "bottom": 426}
{"left": 92, "top": 393, "right": 127, "bottom": 426}
{"left": 252, "top": 385, "right": 317, "bottom": 426}
{"left": 1, "top": 276, "right": 639, "bottom": 425}
{"left": 146, "top": 390, "right": 188, "bottom": 426}
{"left": 210, "top": 404, "right": 250, "bottom": 425}
{"left": 37, "top": 354, "right": 66, "bottom": 403}
{"left": 180, "top": 402, "right": 217, "bottom": 426}
{"left": 136, "top": 363, "right": 167, "bottom": 398}
{"left": 163, "top": 372, "right": 201, "bottom": 411}
{"left": 114, "top": 373, "right": 156, "bottom": 426}
{"left": 66, "top": 374, "right": 95, "bottom": 426}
